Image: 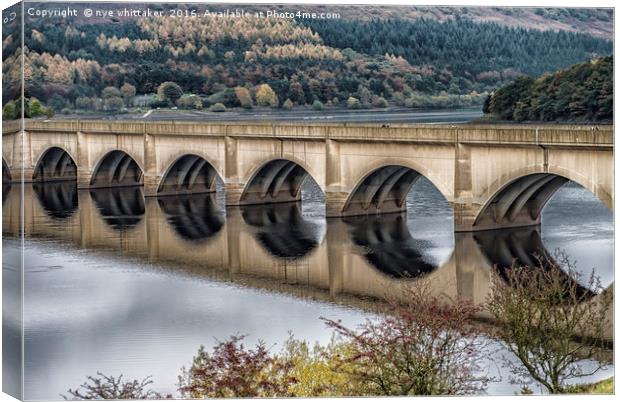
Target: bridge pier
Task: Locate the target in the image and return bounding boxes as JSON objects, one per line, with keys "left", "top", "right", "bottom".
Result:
{"left": 452, "top": 202, "right": 482, "bottom": 232}
{"left": 143, "top": 176, "right": 161, "bottom": 197}
{"left": 325, "top": 192, "right": 349, "bottom": 217}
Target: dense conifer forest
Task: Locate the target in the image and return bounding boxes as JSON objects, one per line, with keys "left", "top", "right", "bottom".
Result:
{"left": 484, "top": 56, "right": 612, "bottom": 122}
{"left": 1, "top": 5, "right": 613, "bottom": 117}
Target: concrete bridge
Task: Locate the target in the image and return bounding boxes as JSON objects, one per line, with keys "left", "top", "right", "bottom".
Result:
{"left": 2, "top": 119, "right": 613, "bottom": 231}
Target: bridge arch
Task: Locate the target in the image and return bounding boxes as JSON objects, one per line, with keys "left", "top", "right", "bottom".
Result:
{"left": 90, "top": 150, "right": 144, "bottom": 188}
{"left": 240, "top": 158, "right": 324, "bottom": 205}
{"left": 32, "top": 146, "right": 77, "bottom": 182}
{"left": 158, "top": 154, "right": 222, "bottom": 196}
{"left": 342, "top": 162, "right": 451, "bottom": 217}
{"left": 473, "top": 171, "right": 609, "bottom": 231}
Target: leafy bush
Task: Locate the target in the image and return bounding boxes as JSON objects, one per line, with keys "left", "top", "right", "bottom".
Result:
{"left": 346, "top": 97, "right": 362, "bottom": 109}
{"left": 312, "top": 100, "right": 324, "bottom": 110}
{"left": 281, "top": 98, "right": 294, "bottom": 110}
{"left": 372, "top": 96, "right": 388, "bottom": 108}
{"left": 149, "top": 98, "right": 169, "bottom": 109}
{"left": 209, "top": 103, "right": 227, "bottom": 112}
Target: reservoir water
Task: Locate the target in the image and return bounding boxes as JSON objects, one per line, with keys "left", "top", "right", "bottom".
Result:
{"left": 1, "top": 177, "right": 613, "bottom": 398}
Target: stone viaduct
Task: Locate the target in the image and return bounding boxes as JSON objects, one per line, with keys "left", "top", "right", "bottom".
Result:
{"left": 2, "top": 119, "right": 613, "bottom": 231}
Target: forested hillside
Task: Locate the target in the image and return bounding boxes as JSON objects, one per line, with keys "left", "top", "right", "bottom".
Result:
{"left": 2, "top": 4, "right": 613, "bottom": 117}
{"left": 484, "top": 56, "right": 612, "bottom": 122}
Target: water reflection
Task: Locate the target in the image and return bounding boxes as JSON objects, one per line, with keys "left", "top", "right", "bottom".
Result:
{"left": 2, "top": 181, "right": 10, "bottom": 205}
{"left": 32, "top": 181, "right": 78, "bottom": 220}
{"left": 158, "top": 193, "right": 224, "bottom": 243}
{"left": 240, "top": 203, "right": 323, "bottom": 259}
{"left": 475, "top": 227, "right": 549, "bottom": 270}
{"left": 344, "top": 213, "right": 437, "bottom": 278}
{"left": 474, "top": 227, "right": 596, "bottom": 299}
{"left": 90, "top": 187, "right": 145, "bottom": 231}
{"left": 3, "top": 181, "right": 613, "bottom": 399}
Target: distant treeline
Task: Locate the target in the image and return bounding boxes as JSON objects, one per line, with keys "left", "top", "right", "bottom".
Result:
{"left": 484, "top": 56, "right": 612, "bottom": 122}
{"left": 1, "top": 8, "right": 613, "bottom": 114}
{"left": 303, "top": 17, "right": 611, "bottom": 79}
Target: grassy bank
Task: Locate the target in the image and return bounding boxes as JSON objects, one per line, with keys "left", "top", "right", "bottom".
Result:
{"left": 569, "top": 377, "right": 613, "bottom": 394}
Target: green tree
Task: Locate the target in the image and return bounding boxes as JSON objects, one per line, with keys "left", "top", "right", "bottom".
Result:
{"left": 101, "top": 86, "right": 122, "bottom": 99}
{"left": 488, "top": 76, "right": 535, "bottom": 120}
{"left": 157, "top": 81, "right": 183, "bottom": 105}
{"left": 2, "top": 101, "right": 18, "bottom": 120}
{"left": 482, "top": 94, "right": 491, "bottom": 114}
{"left": 312, "top": 100, "right": 324, "bottom": 110}
{"left": 372, "top": 96, "right": 388, "bottom": 108}
{"left": 104, "top": 96, "right": 124, "bottom": 112}
{"left": 281, "top": 99, "right": 293, "bottom": 110}
{"left": 48, "top": 94, "right": 67, "bottom": 114}
{"left": 120, "top": 83, "right": 136, "bottom": 106}
{"left": 27, "top": 98, "right": 45, "bottom": 117}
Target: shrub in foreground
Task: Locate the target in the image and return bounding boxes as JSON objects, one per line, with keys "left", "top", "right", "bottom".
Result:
{"left": 487, "top": 252, "right": 612, "bottom": 394}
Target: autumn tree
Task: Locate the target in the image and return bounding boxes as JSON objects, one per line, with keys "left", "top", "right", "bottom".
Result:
{"left": 255, "top": 84, "right": 278, "bottom": 107}
{"left": 234, "top": 86, "right": 253, "bottom": 109}
{"left": 277, "top": 335, "right": 365, "bottom": 396}
{"left": 63, "top": 372, "right": 164, "bottom": 400}
{"left": 157, "top": 81, "right": 183, "bottom": 106}
{"left": 178, "top": 335, "right": 296, "bottom": 398}
{"left": 322, "top": 285, "right": 488, "bottom": 396}
{"left": 487, "top": 252, "right": 612, "bottom": 394}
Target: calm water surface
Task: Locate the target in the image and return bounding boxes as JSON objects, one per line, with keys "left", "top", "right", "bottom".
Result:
{"left": 1, "top": 178, "right": 613, "bottom": 398}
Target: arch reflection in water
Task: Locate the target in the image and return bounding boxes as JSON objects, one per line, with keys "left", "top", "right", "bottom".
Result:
{"left": 157, "top": 193, "right": 225, "bottom": 243}
{"left": 473, "top": 227, "right": 595, "bottom": 298}
{"left": 2, "top": 159, "right": 11, "bottom": 205}
{"left": 344, "top": 213, "right": 438, "bottom": 278}
{"left": 33, "top": 182, "right": 78, "bottom": 220}
{"left": 240, "top": 203, "right": 323, "bottom": 259}
{"left": 90, "top": 187, "right": 145, "bottom": 231}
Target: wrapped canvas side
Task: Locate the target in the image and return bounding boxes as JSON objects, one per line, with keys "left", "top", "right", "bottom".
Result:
{"left": 2, "top": 1, "right": 24, "bottom": 400}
